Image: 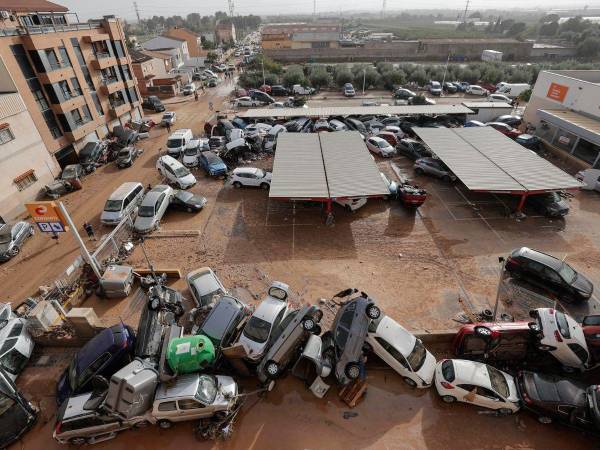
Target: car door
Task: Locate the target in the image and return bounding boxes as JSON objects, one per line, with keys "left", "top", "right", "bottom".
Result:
{"left": 371, "top": 336, "right": 410, "bottom": 378}
{"left": 199, "top": 154, "right": 207, "bottom": 171}
{"left": 11, "top": 224, "right": 23, "bottom": 247}
{"left": 155, "top": 193, "right": 167, "bottom": 221}
{"left": 541, "top": 266, "right": 564, "bottom": 293}
{"left": 176, "top": 398, "right": 210, "bottom": 421}
{"left": 475, "top": 385, "right": 506, "bottom": 409}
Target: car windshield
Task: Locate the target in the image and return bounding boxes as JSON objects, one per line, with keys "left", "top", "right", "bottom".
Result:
{"left": 62, "top": 167, "right": 77, "bottom": 178}
{"left": 486, "top": 365, "right": 509, "bottom": 398}
{"left": 138, "top": 205, "right": 155, "bottom": 217}
{"left": 174, "top": 166, "right": 190, "bottom": 177}
{"left": 194, "top": 375, "right": 217, "bottom": 405}
{"left": 184, "top": 147, "right": 198, "bottom": 156}
{"left": 167, "top": 138, "right": 183, "bottom": 148}
{"left": 555, "top": 311, "right": 571, "bottom": 338}
{"left": 243, "top": 316, "right": 271, "bottom": 343}
{"left": 255, "top": 169, "right": 266, "bottom": 178}
{"left": 103, "top": 199, "right": 123, "bottom": 212}
{"left": 378, "top": 140, "right": 390, "bottom": 148}
{"left": 67, "top": 359, "right": 78, "bottom": 390}
{"left": 406, "top": 339, "right": 427, "bottom": 371}
{"left": 176, "top": 191, "right": 193, "bottom": 203}
{"left": 117, "top": 149, "right": 130, "bottom": 158}
{"left": 162, "top": 114, "right": 172, "bottom": 120}
{"left": 0, "top": 348, "right": 27, "bottom": 375}
{"left": 558, "top": 262, "right": 577, "bottom": 283}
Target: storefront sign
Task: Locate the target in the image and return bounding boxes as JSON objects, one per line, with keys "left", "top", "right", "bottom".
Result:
{"left": 547, "top": 83, "right": 569, "bottom": 102}
{"left": 25, "top": 201, "right": 69, "bottom": 233}
{"left": 558, "top": 135, "right": 571, "bottom": 145}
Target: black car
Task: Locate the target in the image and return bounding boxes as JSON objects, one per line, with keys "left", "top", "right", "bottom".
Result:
{"left": 495, "top": 115, "right": 523, "bottom": 127}
{"left": 393, "top": 88, "right": 416, "bottom": 100}
{"left": 381, "top": 116, "right": 402, "bottom": 127}
{"left": 61, "top": 164, "right": 85, "bottom": 181}
{"left": 516, "top": 134, "right": 542, "bottom": 151}
{"left": 115, "top": 146, "right": 139, "bottom": 168}
{"left": 195, "top": 295, "right": 249, "bottom": 363}
{"left": 208, "top": 136, "right": 227, "bottom": 150}
{"left": 505, "top": 247, "right": 594, "bottom": 303}
{"left": 0, "top": 368, "right": 38, "bottom": 448}
{"left": 526, "top": 192, "right": 569, "bottom": 218}
{"left": 112, "top": 125, "right": 138, "bottom": 147}
{"left": 170, "top": 190, "right": 207, "bottom": 212}
{"left": 78, "top": 142, "right": 106, "bottom": 171}
{"left": 271, "top": 85, "right": 289, "bottom": 96}
{"left": 322, "top": 289, "right": 381, "bottom": 385}
{"left": 344, "top": 118, "right": 368, "bottom": 135}
{"left": 443, "top": 82, "right": 458, "bottom": 94}
{"left": 142, "top": 95, "right": 165, "bottom": 112}
{"left": 397, "top": 138, "right": 432, "bottom": 161}
{"left": 517, "top": 371, "right": 600, "bottom": 433}
{"left": 249, "top": 90, "right": 275, "bottom": 104}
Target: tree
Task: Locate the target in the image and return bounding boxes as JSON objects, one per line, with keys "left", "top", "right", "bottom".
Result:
{"left": 380, "top": 69, "right": 406, "bottom": 90}
{"left": 206, "top": 51, "right": 218, "bottom": 63}
{"left": 539, "top": 21, "right": 559, "bottom": 37}
{"left": 518, "top": 88, "right": 532, "bottom": 102}
{"left": 282, "top": 66, "right": 306, "bottom": 88}
{"left": 201, "top": 38, "right": 215, "bottom": 50}
{"left": 508, "top": 22, "right": 527, "bottom": 37}
{"left": 539, "top": 14, "right": 559, "bottom": 23}
{"left": 309, "top": 69, "right": 332, "bottom": 90}
{"left": 409, "top": 68, "right": 427, "bottom": 85}
{"left": 577, "top": 37, "right": 600, "bottom": 58}
{"left": 335, "top": 69, "right": 353, "bottom": 87}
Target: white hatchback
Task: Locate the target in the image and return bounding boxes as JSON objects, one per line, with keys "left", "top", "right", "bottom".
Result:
{"left": 366, "top": 315, "right": 436, "bottom": 387}
{"left": 434, "top": 359, "right": 521, "bottom": 414}
{"left": 366, "top": 137, "right": 396, "bottom": 157}
{"left": 237, "top": 282, "right": 290, "bottom": 362}
{"left": 230, "top": 167, "right": 272, "bottom": 189}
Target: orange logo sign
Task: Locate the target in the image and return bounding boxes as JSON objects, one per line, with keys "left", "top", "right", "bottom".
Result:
{"left": 547, "top": 83, "right": 569, "bottom": 102}
{"left": 25, "top": 201, "right": 66, "bottom": 224}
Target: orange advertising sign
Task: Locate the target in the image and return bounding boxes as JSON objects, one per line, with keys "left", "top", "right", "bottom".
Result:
{"left": 25, "top": 201, "right": 69, "bottom": 232}
{"left": 547, "top": 83, "right": 569, "bottom": 102}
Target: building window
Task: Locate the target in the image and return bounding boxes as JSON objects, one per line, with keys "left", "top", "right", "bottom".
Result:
{"left": 80, "top": 67, "right": 95, "bottom": 91}
{"left": 91, "top": 92, "right": 104, "bottom": 116}
{"left": 43, "top": 83, "right": 60, "bottom": 104}
{"left": 71, "top": 108, "right": 83, "bottom": 127}
{"left": 14, "top": 170, "right": 37, "bottom": 191}
{"left": 70, "top": 39, "right": 86, "bottom": 66}
{"left": 58, "top": 47, "right": 71, "bottom": 67}
{"left": 44, "top": 49, "right": 61, "bottom": 71}
{"left": 58, "top": 80, "right": 72, "bottom": 100}
{"left": 112, "top": 40, "right": 125, "bottom": 58}
{"left": 82, "top": 105, "right": 93, "bottom": 123}
{"left": 29, "top": 81, "right": 50, "bottom": 110}
{"left": 0, "top": 126, "right": 14, "bottom": 145}
{"left": 572, "top": 139, "right": 600, "bottom": 165}
{"left": 10, "top": 45, "right": 35, "bottom": 78}
{"left": 43, "top": 110, "right": 63, "bottom": 138}
{"left": 120, "top": 65, "right": 132, "bottom": 81}
{"left": 28, "top": 50, "right": 46, "bottom": 73}
{"left": 71, "top": 77, "right": 83, "bottom": 96}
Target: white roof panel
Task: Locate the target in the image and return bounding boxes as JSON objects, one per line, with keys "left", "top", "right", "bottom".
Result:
{"left": 240, "top": 104, "right": 473, "bottom": 119}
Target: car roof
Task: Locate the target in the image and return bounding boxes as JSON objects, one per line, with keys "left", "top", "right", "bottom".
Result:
{"left": 372, "top": 315, "right": 416, "bottom": 356}
{"left": 522, "top": 371, "right": 587, "bottom": 406}
{"left": 168, "top": 129, "right": 191, "bottom": 137}
{"left": 451, "top": 359, "right": 493, "bottom": 389}
{"left": 75, "top": 326, "right": 120, "bottom": 372}
{"left": 251, "top": 296, "right": 286, "bottom": 322}
{"left": 201, "top": 151, "right": 223, "bottom": 163}
{"left": 370, "top": 136, "right": 386, "bottom": 142}
{"left": 159, "top": 155, "right": 184, "bottom": 169}
{"left": 108, "top": 182, "right": 142, "bottom": 200}
{"left": 141, "top": 185, "right": 170, "bottom": 205}
{"left": 155, "top": 373, "right": 201, "bottom": 400}
{"left": 62, "top": 392, "right": 94, "bottom": 421}
{"left": 515, "top": 247, "right": 562, "bottom": 269}
{"left": 187, "top": 267, "right": 221, "bottom": 295}
{"left": 233, "top": 167, "right": 259, "bottom": 175}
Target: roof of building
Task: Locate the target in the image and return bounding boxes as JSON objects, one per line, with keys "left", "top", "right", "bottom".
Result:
{"left": 140, "top": 50, "right": 173, "bottom": 60}
{"left": 413, "top": 126, "right": 582, "bottom": 193}
{"left": 462, "top": 101, "right": 513, "bottom": 109}
{"left": 420, "top": 38, "right": 526, "bottom": 44}
{"left": 0, "top": 0, "right": 68, "bottom": 12}
{"left": 269, "top": 131, "right": 388, "bottom": 200}
{"left": 164, "top": 27, "right": 198, "bottom": 38}
{"left": 262, "top": 23, "right": 341, "bottom": 35}
{"left": 142, "top": 35, "right": 186, "bottom": 50}
{"left": 538, "top": 109, "right": 600, "bottom": 147}
{"left": 240, "top": 104, "right": 473, "bottom": 119}
{"left": 129, "top": 49, "right": 154, "bottom": 63}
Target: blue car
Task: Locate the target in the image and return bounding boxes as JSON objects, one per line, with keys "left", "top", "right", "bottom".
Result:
{"left": 198, "top": 151, "right": 227, "bottom": 177}
{"left": 56, "top": 323, "right": 135, "bottom": 405}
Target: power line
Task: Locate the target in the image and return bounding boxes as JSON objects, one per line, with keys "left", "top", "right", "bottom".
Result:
{"left": 133, "top": 1, "right": 141, "bottom": 22}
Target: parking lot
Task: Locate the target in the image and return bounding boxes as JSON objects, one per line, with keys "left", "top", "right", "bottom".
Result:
{"left": 6, "top": 84, "right": 600, "bottom": 450}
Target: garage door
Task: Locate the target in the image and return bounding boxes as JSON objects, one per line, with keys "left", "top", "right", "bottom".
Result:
{"left": 54, "top": 145, "right": 78, "bottom": 168}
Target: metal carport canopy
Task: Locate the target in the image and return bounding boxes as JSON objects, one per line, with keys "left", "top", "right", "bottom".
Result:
{"left": 239, "top": 104, "right": 473, "bottom": 119}
{"left": 413, "top": 127, "right": 582, "bottom": 193}
{"left": 269, "top": 131, "right": 389, "bottom": 200}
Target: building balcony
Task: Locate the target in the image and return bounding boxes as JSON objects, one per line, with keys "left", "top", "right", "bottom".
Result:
{"left": 82, "top": 33, "right": 110, "bottom": 43}
{"left": 108, "top": 100, "right": 130, "bottom": 118}
{"left": 91, "top": 53, "right": 117, "bottom": 70}
{"left": 99, "top": 78, "right": 125, "bottom": 95}
{"left": 37, "top": 64, "right": 75, "bottom": 85}
{"left": 124, "top": 78, "right": 136, "bottom": 88}
{"left": 50, "top": 94, "right": 86, "bottom": 115}
{"left": 65, "top": 118, "right": 98, "bottom": 142}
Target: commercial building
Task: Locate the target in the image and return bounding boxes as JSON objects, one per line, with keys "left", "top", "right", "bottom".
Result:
{"left": 0, "top": 0, "right": 142, "bottom": 168}
{"left": 530, "top": 43, "right": 577, "bottom": 60}
{"left": 261, "top": 23, "right": 341, "bottom": 50}
{"left": 524, "top": 70, "right": 600, "bottom": 169}
{"left": 215, "top": 20, "right": 236, "bottom": 45}
{"left": 417, "top": 39, "right": 532, "bottom": 61}
{"left": 0, "top": 57, "right": 60, "bottom": 222}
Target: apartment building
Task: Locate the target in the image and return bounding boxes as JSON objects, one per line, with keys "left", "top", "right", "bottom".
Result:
{"left": 163, "top": 27, "right": 206, "bottom": 57}
{"left": 0, "top": 0, "right": 142, "bottom": 168}
{"left": 215, "top": 20, "right": 236, "bottom": 45}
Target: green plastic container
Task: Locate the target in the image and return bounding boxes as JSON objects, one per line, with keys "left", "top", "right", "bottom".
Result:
{"left": 167, "top": 335, "right": 215, "bottom": 374}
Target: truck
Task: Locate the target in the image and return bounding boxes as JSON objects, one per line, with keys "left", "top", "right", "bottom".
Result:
{"left": 481, "top": 49, "right": 503, "bottom": 62}
{"left": 292, "top": 84, "right": 315, "bottom": 96}
{"left": 495, "top": 83, "right": 531, "bottom": 99}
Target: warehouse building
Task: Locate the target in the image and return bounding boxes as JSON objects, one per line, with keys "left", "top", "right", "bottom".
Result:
{"left": 524, "top": 70, "right": 600, "bottom": 168}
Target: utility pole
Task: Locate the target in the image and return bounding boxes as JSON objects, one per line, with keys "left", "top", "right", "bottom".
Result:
{"left": 381, "top": 0, "right": 386, "bottom": 19}
{"left": 133, "top": 1, "right": 141, "bottom": 24}
{"left": 313, "top": 0, "right": 317, "bottom": 21}
{"left": 228, "top": 0, "right": 235, "bottom": 17}
{"left": 462, "top": 0, "right": 470, "bottom": 23}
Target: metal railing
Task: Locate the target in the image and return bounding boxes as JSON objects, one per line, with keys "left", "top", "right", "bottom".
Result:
{"left": 48, "top": 60, "right": 71, "bottom": 72}
{"left": 95, "top": 51, "right": 112, "bottom": 60}
{"left": 0, "top": 22, "right": 102, "bottom": 37}
{"left": 92, "top": 213, "right": 134, "bottom": 270}
{"left": 101, "top": 77, "right": 119, "bottom": 85}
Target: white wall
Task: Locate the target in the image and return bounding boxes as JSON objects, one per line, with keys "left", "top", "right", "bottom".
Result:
{"left": 0, "top": 95, "right": 59, "bottom": 221}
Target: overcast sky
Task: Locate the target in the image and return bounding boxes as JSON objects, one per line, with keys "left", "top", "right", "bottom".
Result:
{"left": 57, "top": 0, "right": 593, "bottom": 22}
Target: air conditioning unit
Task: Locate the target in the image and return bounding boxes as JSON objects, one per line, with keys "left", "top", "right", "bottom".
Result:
{"left": 0, "top": 11, "right": 10, "bottom": 20}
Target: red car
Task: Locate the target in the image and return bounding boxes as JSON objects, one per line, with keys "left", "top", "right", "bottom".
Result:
{"left": 234, "top": 88, "right": 248, "bottom": 98}
{"left": 486, "top": 122, "right": 521, "bottom": 139}
{"left": 398, "top": 183, "right": 427, "bottom": 207}
{"left": 478, "top": 82, "right": 497, "bottom": 93}
{"left": 376, "top": 131, "right": 399, "bottom": 147}
{"left": 259, "top": 84, "right": 272, "bottom": 94}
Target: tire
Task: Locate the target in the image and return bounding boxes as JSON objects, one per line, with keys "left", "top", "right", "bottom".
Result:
{"left": 134, "top": 420, "right": 150, "bottom": 428}
{"left": 173, "top": 304, "right": 184, "bottom": 318}
{"left": 233, "top": 181, "right": 242, "bottom": 188}
{"left": 345, "top": 362, "right": 361, "bottom": 380}
{"left": 302, "top": 317, "right": 316, "bottom": 332}
{"left": 442, "top": 395, "right": 456, "bottom": 403}
{"left": 442, "top": 175, "right": 451, "bottom": 182}
{"left": 528, "top": 322, "right": 540, "bottom": 332}
{"left": 474, "top": 326, "right": 493, "bottom": 338}
{"left": 187, "top": 207, "right": 194, "bottom": 213}
{"left": 158, "top": 420, "right": 172, "bottom": 429}
{"left": 260, "top": 183, "right": 270, "bottom": 190}
{"left": 9, "top": 246, "right": 19, "bottom": 257}
{"left": 414, "top": 167, "right": 424, "bottom": 175}
{"left": 69, "top": 437, "right": 87, "bottom": 445}
{"left": 265, "top": 360, "right": 279, "bottom": 379}
{"left": 366, "top": 304, "right": 381, "bottom": 320}
{"left": 362, "top": 342, "right": 373, "bottom": 354}
{"left": 403, "top": 377, "right": 418, "bottom": 388}
{"left": 345, "top": 204, "right": 352, "bottom": 212}
{"left": 538, "top": 416, "right": 552, "bottom": 424}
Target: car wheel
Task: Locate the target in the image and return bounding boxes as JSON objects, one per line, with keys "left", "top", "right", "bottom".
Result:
{"left": 9, "top": 246, "right": 19, "bottom": 257}
{"left": 414, "top": 167, "right": 424, "bottom": 175}
{"left": 260, "top": 183, "right": 270, "bottom": 190}
{"left": 233, "top": 181, "right": 242, "bottom": 188}
{"left": 265, "top": 360, "right": 280, "bottom": 379}
{"left": 442, "top": 175, "right": 451, "bottom": 182}
{"left": 158, "top": 420, "right": 172, "bottom": 429}
{"left": 442, "top": 395, "right": 456, "bottom": 404}
{"left": 345, "top": 362, "right": 361, "bottom": 380}
{"left": 538, "top": 416, "right": 552, "bottom": 424}
{"left": 474, "top": 326, "right": 492, "bottom": 338}
{"left": 302, "top": 317, "right": 316, "bottom": 332}
{"left": 366, "top": 304, "right": 381, "bottom": 320}
{"left": 69, "top": 437, "right": 87, "bottom": 445}
{"left": 186, "top": 207, "right": 194, "bottom": 213}
{"left": 403, "top": 377, "right": 418, "bottom": 388}
{"left": 134, "top": 420, "right": 150, "bottom": 428}
{"left": 527, "top": 321, "right": 540, "bottom": 332}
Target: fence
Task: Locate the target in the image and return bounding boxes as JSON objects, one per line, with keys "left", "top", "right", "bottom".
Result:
{"left": 92, "top": 214, "right": 134, "bottom": 270}
{"left": 498, "top": 278, "right": 558, "bottom": 314}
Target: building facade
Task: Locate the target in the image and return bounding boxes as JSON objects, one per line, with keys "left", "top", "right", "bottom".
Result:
{"left": 163, "top": 27, "right": 206, "bottom": 57}
{"left": 261, "top": 23, "right": 341, "bottom": 50}
{"left": 0, "top": 0, "right": 142, "bottom": 168}
{"left": 524, "top": 70, "right": 600, "bottom": 169}
{"left": 215, "top": 20, "right": 236, "bottom": 44}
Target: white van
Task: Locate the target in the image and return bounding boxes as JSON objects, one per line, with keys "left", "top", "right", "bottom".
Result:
{"left": 166, "top": 129, "right": 193, "bottom": 157}
{"left": 101, "top": 182, "right": 145, "bottom": 225}
{"left": 156, "top": 155, "right": 197, "bottom": 189}
{"left": 495, "top": 83, "right": 531, "bottom": 99}
{"left": 264, "top": 124, "right": 287, "bottom": 151}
